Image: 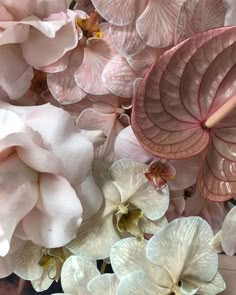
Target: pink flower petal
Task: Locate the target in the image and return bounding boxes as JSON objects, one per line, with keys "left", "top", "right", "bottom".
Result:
{"left": 115, "top": 126, "right": 153, "bottom": 163}
{"left": 0, "top": 45, "right": 33, "bottom": 99}
{"left": 136, "top": 0, "right": 183, "bottom": 47}
{"left": 77, "top": 108, "right": 124, "bottom": 161}
{"left": 23, "top": 173, "right": 82, "bottom": 248}
{"left": 91, "top": 0, "right": 136, "bottom": 26}
{"left": 0, "top": 154, "right": 38, "bottom": 256}
{"left": 175, "top": 0, "right": 226, "bottom": 43}
{"left": 47, "top": 47, "right": 87, "bottom": 104}
{"left": 21, "top": 13, "right": 78, "bottom": 68}
{"left": 75, "top": 24, "right": 117, "bottom": 95}
{"left": 102, "top": 54, "right": 140, "bottom": 98}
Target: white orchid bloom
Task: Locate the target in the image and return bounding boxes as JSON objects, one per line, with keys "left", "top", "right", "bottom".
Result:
{"left": 14, "top": 242, "right": 71, "bottom": 292}
{"left": 211, "top": 206, "right": 236, "bottom": 256}
{"left": 52, "top": 256, "right": 119, "bottom": 295}
{"left": 67, "top": 158, "right": 169, "bottom": 259}
{"left": 111, "top": 217, "right": 226, "bottom": 295}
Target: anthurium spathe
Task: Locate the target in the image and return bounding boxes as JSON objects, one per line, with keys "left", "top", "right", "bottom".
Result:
{"left": 111, "top": 217, "right": 226, "bottom": 295}
{"left": 67, "top": 158, "right": 169, "bottom": 260}
{"left": 132, "top": 26, "right": 236, "bottom": 202}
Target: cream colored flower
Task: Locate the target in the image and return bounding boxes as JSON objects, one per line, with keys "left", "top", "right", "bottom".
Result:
{"left": 67, "top": 158, "right": 169, "bottom": 259}
{"left": 111, "top": 217, "right": 225, "bottom": 295}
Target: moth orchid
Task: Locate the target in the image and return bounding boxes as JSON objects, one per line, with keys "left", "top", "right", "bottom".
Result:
{"left": 132, "top": 26, "right": 236, "bottom": 202}
{"left": 111, "top": 217, "right": 225, "bottom": 295}
{"left": 51, "top": 255, "right": 119, "bottom": 295}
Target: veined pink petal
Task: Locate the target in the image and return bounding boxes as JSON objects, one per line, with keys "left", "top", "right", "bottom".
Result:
{"left": 0, "top": 44, "right": 33, "bottom": 99}
{"left": 77, "top": 108, "right": 124, "bottom": 161}
{"left": 103, "top": 54, "right": 141, "bottom": 98}
{"left": 39, "top": 51, "right": 70, "bottom": 73}
{"left": 47, "top": 47, "right": 87, "bottom": 104}
{"left": 91, "top": 0, "right": 136, "bottom": 26}
{"left": 23, "top": 173, "right": 82, "bottom": 248}
{"left": 21, "top": 14, "right": 78, "bottom": 68}
{"left": 132, "top": 26, "right": 236, "bottom": 201}
{"left": 75, "top": 24, "right": 117, "bottom": 95}
{"left": 0, "top": 154, "right": 38, "bottom": 256}
{"left": 175, "top": 0, "right": 226, "bottom": 43}
{"left": 136, "top": 0, "right": 184, "bottom": 48}
{"left": 115, "top": 126, "right": 153, "bottom": 163}
{"left": 224, "top": 0, "right": 236, "bottom": 25}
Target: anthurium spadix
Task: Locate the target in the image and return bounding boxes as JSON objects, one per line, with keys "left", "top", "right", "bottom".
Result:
{"left": 132, "top": 26, "right": 236, "bottom": 202}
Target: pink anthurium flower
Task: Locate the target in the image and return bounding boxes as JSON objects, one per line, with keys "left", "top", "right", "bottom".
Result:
{"left": 132, "top": 26, "right": 236, "bottom": 202}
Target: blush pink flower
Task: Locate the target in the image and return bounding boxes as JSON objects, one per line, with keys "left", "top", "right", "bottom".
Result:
{"left": 91, "top": 0, "right": 228, "bottom": 57}
{"left": 0, "top": 101, "right": 101, "bottom": 278}
{"left": 0, "top": 0, "right": 78, "bottom": 99}
{"left": 47, "top": 10, "right": 118, "bottom": 104}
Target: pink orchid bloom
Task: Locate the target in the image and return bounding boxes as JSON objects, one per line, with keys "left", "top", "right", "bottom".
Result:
{"left": 91, "top": 0, "right": 228, "bottom": 57}
{"left": 0, "top": 101, "right": 103, "bottom": 278}
{"left": 47, "top": 10, "right": 118, "bottom": 104}
{"left": 0, "top": 0, "right": 78, "bottom": 99}
{"left": 66, "top": 94, "right": 131, "bottom": 161}
{"left": 132, "top": 26, "right": 236, "bottom": 202}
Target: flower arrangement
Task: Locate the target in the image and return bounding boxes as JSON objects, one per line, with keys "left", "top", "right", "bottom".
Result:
{"left": 0, "top": 0, "right": 236, "bottom": 294}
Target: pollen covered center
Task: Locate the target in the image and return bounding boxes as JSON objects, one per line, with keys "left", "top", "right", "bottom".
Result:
{"left": 76, "top": 11, "right": 103, "bottom": 39}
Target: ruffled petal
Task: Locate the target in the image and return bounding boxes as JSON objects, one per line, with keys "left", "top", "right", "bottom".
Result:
{"left": 0, "top": 45, "right": 33, "bottom": 99}
{"left": 22, "top": 174, "right": 82, "bottom": 248}
{"left": 0, "top": 154, "right": 38, "bottom": 256}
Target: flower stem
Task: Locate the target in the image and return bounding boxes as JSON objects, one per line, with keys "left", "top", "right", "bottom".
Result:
{"left": 69, "top": 0, "right": 76, "bottom": 9}
{"left": 100, "top": 260, "right": 107, "bottom": 274}
{"left": 204, "top": 95, "right": 236, "bottom": 128}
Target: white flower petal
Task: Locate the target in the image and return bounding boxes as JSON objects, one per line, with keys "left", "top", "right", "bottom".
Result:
{"left": 88, "top": 274, "right": 119, "bottom": 295}
{"left": 61, "top": 256, "right": 99, "bottom": 294}
{"left": 116, "top": 271, "right": 169, "bottom": 295}
{"left": 147, "top": 217, "right": 217, "bottom": 284}
{"left": 222, "top": 207, "right": 236, "bottom": 255}
{"left": 67, "top": 213, "right": 120, "bottom": 260}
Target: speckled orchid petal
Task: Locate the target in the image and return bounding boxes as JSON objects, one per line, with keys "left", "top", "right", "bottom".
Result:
{"left": 77, "top": 108, "right": 124, "bottom": 161}
{"left": 91, "top": 0, "right": 136, "bottom": 26}
{"left": 221, "top": 207, "right": 236, "bottom": 255}
{"left": 109, "top": 0, "right": 147, "bottom": 57}
{"left": 175, "top": 0, "right": 226, "bottom": 43}
{"left": 102, "top": 54, "right": 141, "bottom": 98}
{"left": 114, "top": 126, "right": 153, "bottom": 164}
{"left": 14, "top": 243, "right": 43, "bottom": 280}
{"left": 136, "top": 0, "right": 184, "bottom": 48}
{"left": 88, "top": 274, "right": 119, "bottom": 295}
{"left": 224, "top": 0, "right": 236, "bottom": 25}
{"left": 117, "top": 271, "right": 169, "bottom": 295}
{"left": 147, "top": 217, "right": 217, "bottom": 285}
{"left": 60, "top": 256, "right": 99, "bottom": 294}
{"left": 67, "top": 213, "right": 120, "bottom": 260}
{"left": 47, "top": 47, "right": 87, "bottom": 104}
{"left": 75, "top": 23, "right": 117, "bottom": 95}
{"left": 132, "top": 26, "right": 236, "bottom": 201}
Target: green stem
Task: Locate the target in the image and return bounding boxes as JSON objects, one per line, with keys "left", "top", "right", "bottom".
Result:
{"left": 69, "top": 0, "right": 76, "bottom": 9}
{"left": 100, "top": 260, "right": 107, "bottom": 274}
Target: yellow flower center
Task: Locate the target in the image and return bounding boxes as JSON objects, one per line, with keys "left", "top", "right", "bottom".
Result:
{"left": 38, "top": 247, "right": 69, "bottom": 281}
{"left": 76, "top": 11, "right": 103, "bottom": 39}
{"left": 116, "top": 205, "right": 144, "bottom": 240}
